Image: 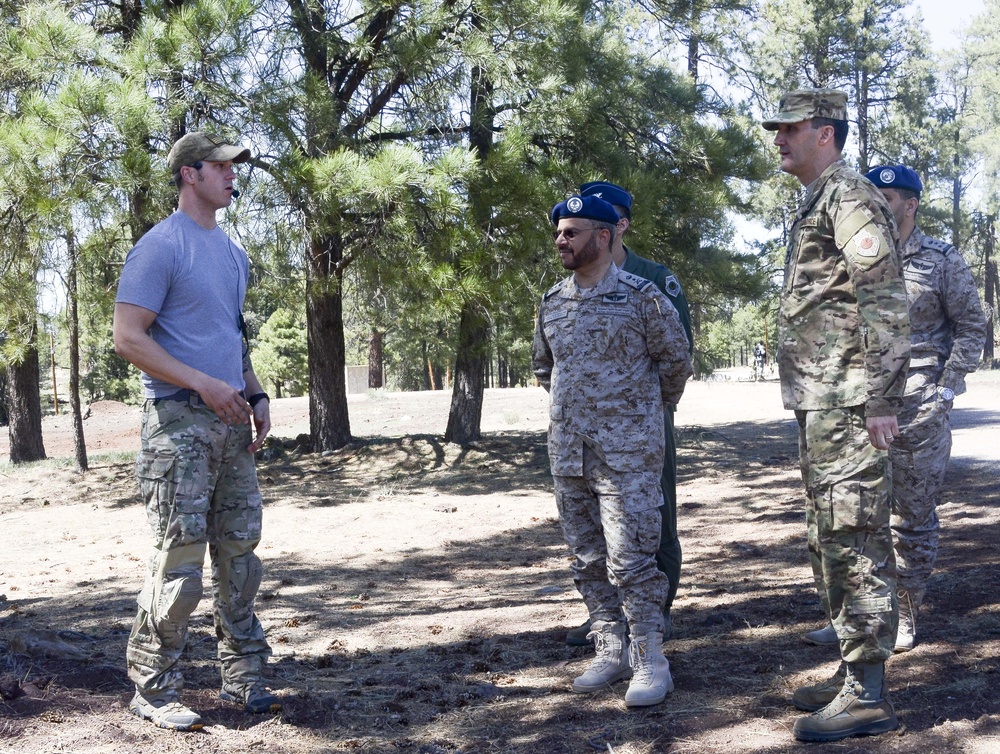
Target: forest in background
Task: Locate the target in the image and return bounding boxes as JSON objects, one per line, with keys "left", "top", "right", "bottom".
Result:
{"left": 2, "top": 0, "right": 999, "bottom": 469}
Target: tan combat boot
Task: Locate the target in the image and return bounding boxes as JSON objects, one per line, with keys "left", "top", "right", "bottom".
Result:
{"left": 792, "top": 662, "right": 898, "bottom": 742}
{"left": 894, "top": 588, "right": 923, "bottom": 652}
{"left": 571, "top": 621, "right": 631, "bottom": 693}
{"left": 624, "top": 632, "right": 673, "bottom": 707}
{"left": 792, "top": 661, "right": 846, "bottom": 711}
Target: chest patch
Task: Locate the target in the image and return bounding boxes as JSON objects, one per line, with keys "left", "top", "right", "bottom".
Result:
{"left": 602, "top": 292, "right": 629, "bottom": 304}
{"left": 854, "top": 229, "right": 881, "bottom": 257}
{"left": 907, "top": 258, "right": 936, "bottom": 274}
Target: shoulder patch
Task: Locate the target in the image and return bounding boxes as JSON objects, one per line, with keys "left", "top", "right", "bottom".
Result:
{"left": 663, "top": 274, "right": 682, "bottom": 298}
{"left": 920, "top": 236, "right": 953, "bottom": 255}
{"left": 619, "top": 271, "right": 653, "bottom": 291}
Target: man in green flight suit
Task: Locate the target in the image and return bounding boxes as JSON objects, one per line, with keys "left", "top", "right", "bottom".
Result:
{"left": 563, "top": 180, "right": 694, "bottom": 647}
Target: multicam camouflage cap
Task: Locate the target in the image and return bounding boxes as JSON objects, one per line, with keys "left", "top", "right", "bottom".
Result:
{"left": 166, "top": 132, "right": 251, "bottom": 174}
{"left": 761, "top": 89, "right": 848, "bottom": 130}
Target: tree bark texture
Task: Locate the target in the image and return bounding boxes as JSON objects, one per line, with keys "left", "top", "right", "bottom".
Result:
{"left": 7, "top": 339, "right": 46, "bottom": 464}
{"left": 67, "top": 228, "right": 89, "bottom": 471}
{"left": 444, "top": 302, "right": 489, "bottom": 444}
{"left": 306, "top": 234, "right": 352, "bottom": 451}
{"left": 369, "top": 329, "right": 384, "bottom": 388}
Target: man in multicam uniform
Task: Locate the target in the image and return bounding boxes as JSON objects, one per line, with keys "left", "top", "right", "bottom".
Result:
{"left": 532, "top": 194, "right": 692, "bottom": 707}
{"left": 560, "top": 180, "right": 694, "bottom": 648}
{"left": 762, "top": 89, "right": 911, "bottom": 742}
{"left": 113, "top": 132, "right": 279, "bottom": 731}
{"left": 864, "top": 165, "right": 986, "bottom": 650}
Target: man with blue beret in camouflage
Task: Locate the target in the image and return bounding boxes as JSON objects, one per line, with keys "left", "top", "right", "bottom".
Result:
{"left": 865, "top": 164, "right": 986, "bottom": 651}
{"left": 561, "top": 180, "right": 693, "bottom": 648}
{"left": 532, "top": 194, "right": 692, "bottom": 707}
{"left": 763, "top": 89, "right": 911, "bottom": 741}
{"left": 113, "top": 132, "right": 280, "bottom": 731}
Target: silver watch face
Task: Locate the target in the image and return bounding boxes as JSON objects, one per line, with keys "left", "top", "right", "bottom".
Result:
{"left": 939, "top": 387, "right": 955, "bottom": 401}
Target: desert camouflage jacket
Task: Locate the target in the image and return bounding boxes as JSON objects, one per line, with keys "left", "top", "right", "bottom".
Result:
{"left": 902, "top": 227, "right": 986, "bottom": 395}
{"left": 777, "top": 160, "right": 910, "bottom": 415}
{"left": 532, "top": 263, "right": 692, "bottom": 477}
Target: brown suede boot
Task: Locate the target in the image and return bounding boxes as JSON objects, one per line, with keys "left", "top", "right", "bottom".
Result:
{"left": 793, "top": 662, "right": 898, "bottom": 742}
{"left": 792, "top": 661, "right": 846, "bottom": 712}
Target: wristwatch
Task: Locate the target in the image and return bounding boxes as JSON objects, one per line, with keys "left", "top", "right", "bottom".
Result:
{"left": 248, "top": 392, "right": 270, "bottom": 407}
{"left": 938, "top": 387, "right": 955, "bottom": 401}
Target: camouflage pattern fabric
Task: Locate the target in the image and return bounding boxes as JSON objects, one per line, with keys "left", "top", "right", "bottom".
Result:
{"left": 621, "top": 246, "right": 691, "bottom": 613}
{"left": 777, "top": 160, "right": 910, "bottom": 416}
{"left": 532, "top": 263, "right": 692, "bottom": 477}
{"left": 799, "top": 408, "right": 898, "bottom": 662}
{"left": 779, "top": 161, "right": 910, "bottom": 663}
{"left": 890, "top": 228, "right": 986, "bottom": 598}
{"left": 898, "top": 228, "right": 986, "bottom": 394}
{"left": 126, "top": 399, "right": 271, "bottom": 694}
{"left": 554, "top": 448, "right": 668, "bottom": 638}
{"left": 532, "top": 262, "right": 692, "bottom": 635}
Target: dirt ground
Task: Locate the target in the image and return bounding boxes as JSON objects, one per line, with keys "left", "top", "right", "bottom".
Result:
{"left": 2, "top": 370, "right": 1000, "bottom": 754}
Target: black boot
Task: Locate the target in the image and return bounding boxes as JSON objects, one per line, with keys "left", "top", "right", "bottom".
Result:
{"left": 793, "top": 662, "right": 898, "bottom": 742}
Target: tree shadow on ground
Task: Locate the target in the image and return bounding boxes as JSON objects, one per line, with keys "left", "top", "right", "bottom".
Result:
{"left": 3, "top": 415, "right": 1000, "bottom": 752}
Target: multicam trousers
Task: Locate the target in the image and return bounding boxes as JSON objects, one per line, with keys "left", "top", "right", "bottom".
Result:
{"left": 126, "top": 396, "right": 271, "bottom": 694}
{"left": 890, "top": 371, "right": 952, "bottom": 598}
{"left": 554, "top": 443, "right": 668, "bottom": 638}
{"left": 797, "top": 407, "right": 898, "bottom": 663}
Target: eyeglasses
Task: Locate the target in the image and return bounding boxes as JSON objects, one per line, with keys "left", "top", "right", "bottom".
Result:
{"left": 552, "top": 226, "right": 598, "bottom": 241}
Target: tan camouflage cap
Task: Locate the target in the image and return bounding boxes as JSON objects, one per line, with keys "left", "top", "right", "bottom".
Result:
{"left": 167, "top": 132, "right": 251, "bottom": 173}
{"left": 761, "top": 89, "right": 848, "bottom": 130}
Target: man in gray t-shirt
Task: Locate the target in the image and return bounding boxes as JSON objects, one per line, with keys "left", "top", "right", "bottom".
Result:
{"left": 113, "top": 132, "right": 280, "bottom": 732}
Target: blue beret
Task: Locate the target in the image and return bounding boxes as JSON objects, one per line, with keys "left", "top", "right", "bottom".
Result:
{"left": 865, "top": 164, "right": 923, "bottom": 196}
{"left": 579, "top": 181, "right": 633, "bottom": 216}
{"left": 551, "top": 195, "right": 620, "bottom": 226}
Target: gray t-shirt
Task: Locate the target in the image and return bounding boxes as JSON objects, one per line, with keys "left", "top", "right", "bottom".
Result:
{"left": 116, "top": 211, "right": 248, "bottom": 398}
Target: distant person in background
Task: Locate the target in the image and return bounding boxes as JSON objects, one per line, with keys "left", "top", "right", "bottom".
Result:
{"left": 561, "top": 181, "right": 693, "bottom": 649}
{"left": 753, "top": 341, "right": 766, "bottom": 380}
{"left": 533, "top": 194, "right": 692, "bottom": 707}
{"left": 762, "top": 89, "right": 910, "bottom": 742}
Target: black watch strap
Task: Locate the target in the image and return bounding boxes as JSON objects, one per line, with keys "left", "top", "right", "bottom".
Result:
{"left": 248, "top": 392, "right": 270, "bottom": 407}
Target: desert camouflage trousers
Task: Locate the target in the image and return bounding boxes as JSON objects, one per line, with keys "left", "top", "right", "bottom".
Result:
{"left": 126, "top": 397, "right": 271, "bottom": 694}
{"left": 553, "top": 442, "right": 668, "bottom": 638}
{"left": 890, "top": 371, "right": 952, "bottom": 599}
{"left": 797, "top": 407, "right": 898, "bottom": 663}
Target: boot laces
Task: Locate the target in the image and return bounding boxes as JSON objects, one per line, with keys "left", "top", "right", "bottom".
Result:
{"left": 629, "top": 640, "right": 653, "bottom": 682}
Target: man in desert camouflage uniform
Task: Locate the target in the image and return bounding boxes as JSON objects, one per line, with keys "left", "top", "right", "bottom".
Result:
{"left": 763, "top": 89, "right": 911, "bottom": 742}
{"left": 114, "top": 132, "right": 279, "bottom": 731}
{"left": 560, "top": 180, "right": 693, "bottom": 648}
{"left": 864, "top": 165, "right": 987, "bottom": 650}
{"left": 532, "top": 194, "right": 692, "bottom": 707}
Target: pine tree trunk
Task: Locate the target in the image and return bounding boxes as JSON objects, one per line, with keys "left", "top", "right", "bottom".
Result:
{"left": 306, "top": 233, "right": 352, "bottom": 451}
{"left": 7, "top": 338, "right": 46, "bottom": 464}
{"left": 444, "top": 303, "right": 489, "bottom": 443}
{"left": 67, "top": 228, "right": 88, "bottom": 471}
{"left": 368, "top": 330, "right": 384, "bottom": 388}
{"left": 985, "top": 216, "right": 996, "bottom": 363}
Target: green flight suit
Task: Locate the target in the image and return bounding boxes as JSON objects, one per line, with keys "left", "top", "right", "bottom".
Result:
{"left": 621, "top": 247, "right": 693, "bottom": 617}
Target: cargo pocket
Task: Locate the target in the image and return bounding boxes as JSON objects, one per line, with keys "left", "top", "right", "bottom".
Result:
{"left": 136, "top": 450, "right": 179, "bottom": 544}
{"left": 826, "top": 476, "right": 889, "bottom": 533}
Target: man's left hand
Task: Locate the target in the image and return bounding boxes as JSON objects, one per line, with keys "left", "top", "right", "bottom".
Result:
{"left": 247, "top": 401, "right": 271, "bottom": 453}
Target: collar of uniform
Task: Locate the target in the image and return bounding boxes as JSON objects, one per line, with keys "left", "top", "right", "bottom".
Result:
{"left": 571, "top": 261, "right": 620, "bottom": 297}
{"left": 795, "top": 159, "right": 846, "bottom": 219}
{"left": 902, "top": 226, "right": 925, "bottom": 259}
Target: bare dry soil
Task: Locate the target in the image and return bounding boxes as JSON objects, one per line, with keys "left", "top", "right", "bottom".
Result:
{"left": 2, "top": 371, "right": 1000, "bottom": 754}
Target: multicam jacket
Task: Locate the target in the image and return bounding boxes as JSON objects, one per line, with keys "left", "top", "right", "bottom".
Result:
{"left": 901, "top": 227, "right": 986, "bottom": 395}
{"left": 532, "top": 263, "right": 693, "bottom": 477}
{"left": 778, "top": 160, "right": 910, "bottom": 415}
